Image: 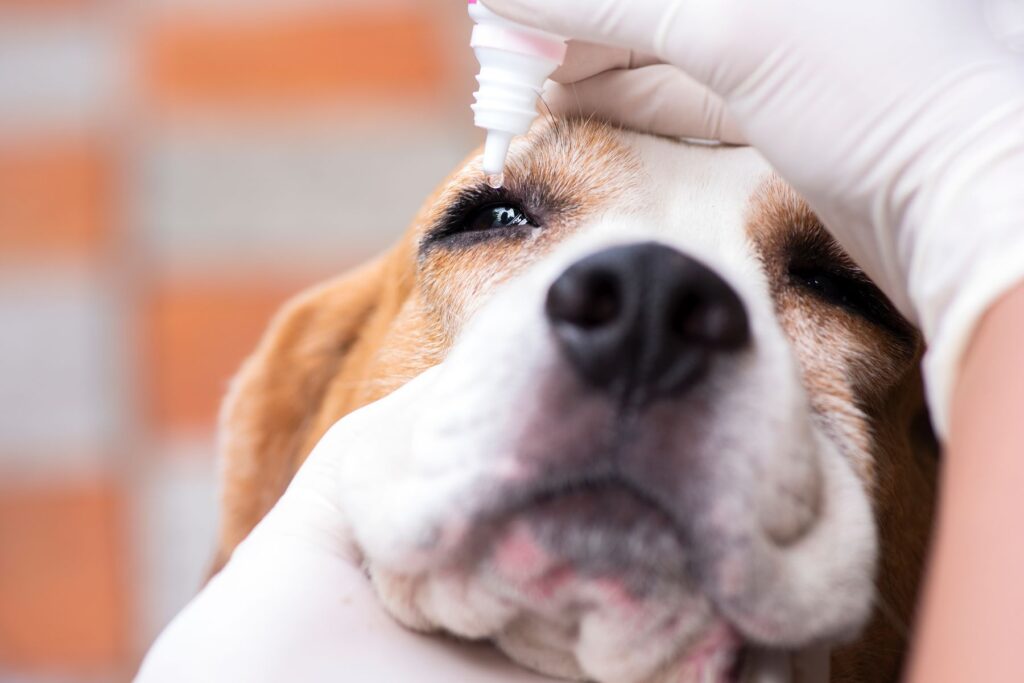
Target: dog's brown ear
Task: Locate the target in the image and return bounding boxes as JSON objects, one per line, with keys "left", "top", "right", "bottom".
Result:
{"left": 210, "top": 244, "right": 412, "bottom": 574}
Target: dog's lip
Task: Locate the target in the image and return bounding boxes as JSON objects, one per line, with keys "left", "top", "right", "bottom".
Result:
{"left": 462, "top": 472, "right": 692, "bottom": 576}
{"left": 479, "top": 470, "right": 684, "bottom": 537}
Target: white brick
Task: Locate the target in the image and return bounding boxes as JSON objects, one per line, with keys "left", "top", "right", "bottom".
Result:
{"left": 137, "top": 121, "right": 477, "bottom": 274}
{"left": 132, "top": 441, "right": 219, "bottom": 648}
{"left": 0, "top": 19, "right": 121, "bottom": 128}
{"left": 0, "top": 268, "right": 120, "bottom": 464}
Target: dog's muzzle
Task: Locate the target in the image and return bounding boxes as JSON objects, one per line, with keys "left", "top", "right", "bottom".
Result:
{"left": 366, "top": 237, "right": 873, "bottom": 677}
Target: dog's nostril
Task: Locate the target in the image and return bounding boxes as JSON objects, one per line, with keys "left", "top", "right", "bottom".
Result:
{"left": 670, "top": 291, "right": 703, "bottom": 339}
{"left": 707, "top": 303, "right": 750, "bottom": 350}
{"left": 546, "top": 268, "right": 621, "bottom": 329}
{"left": 669, "top": 276, "right": 749, "bottom": 351}
{"left": 674, "top": 298, "right": 749, "bottom": 350}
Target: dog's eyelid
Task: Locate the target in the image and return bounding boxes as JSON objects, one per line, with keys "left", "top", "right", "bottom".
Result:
{"left": 780, "top": 228, "right": 917, "bottom": 342}
{"left": 788, "top": 264, "right": 915, "bottom": 344}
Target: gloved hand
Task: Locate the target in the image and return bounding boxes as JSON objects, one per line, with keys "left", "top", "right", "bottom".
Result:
{"left": 489, "top": 0, "right": 1024, "bottom": 437}
{"left": 541, "top": 42, "right": 747, "bottom": 145}
{"left": 135, "top": 367, "right": 555, "bottom": 683}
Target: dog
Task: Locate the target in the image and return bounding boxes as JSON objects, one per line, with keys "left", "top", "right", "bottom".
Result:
{"left": 212, "top": 118, "right": 937, "bottom": 682}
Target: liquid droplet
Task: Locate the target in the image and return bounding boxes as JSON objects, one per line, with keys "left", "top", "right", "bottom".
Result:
{"left": 485, "top": 172, "right": 504, "bottom": 189}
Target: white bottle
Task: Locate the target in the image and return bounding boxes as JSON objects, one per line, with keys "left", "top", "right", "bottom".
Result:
{"left": 469, "top": 0, "right": 567, "bottom": 186}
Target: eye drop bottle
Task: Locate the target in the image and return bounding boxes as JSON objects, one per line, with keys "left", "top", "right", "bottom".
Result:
{"left": 468, "top": 0, "right": 567, "bottom": 187}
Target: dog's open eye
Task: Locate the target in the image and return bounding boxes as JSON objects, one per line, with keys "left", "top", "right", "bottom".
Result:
{"left": 422, "top": 187, "right": 545, "bottom": 250}
{"left": 466, "top": 204, "right": 535, "bottom": 233}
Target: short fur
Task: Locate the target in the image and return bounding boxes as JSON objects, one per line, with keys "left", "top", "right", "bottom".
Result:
{"left": 213, "top": 118, "right": 936, "bottom": 682}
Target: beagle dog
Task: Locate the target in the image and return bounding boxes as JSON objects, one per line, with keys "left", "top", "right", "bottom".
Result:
{"left": 213, "top": 118, "right": 937, "bottom": 682}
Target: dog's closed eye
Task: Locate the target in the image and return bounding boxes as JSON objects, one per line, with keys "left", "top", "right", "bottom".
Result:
{"left": 786, "top": 234, "right": 913, "bottom": 343}
{"left": 790, "top": 266, "right": 888, "bottom": 322}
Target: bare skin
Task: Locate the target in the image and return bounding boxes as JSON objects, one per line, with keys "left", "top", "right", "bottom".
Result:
{"left": 907, "top": 281, "right": 1024, "bottom": 683}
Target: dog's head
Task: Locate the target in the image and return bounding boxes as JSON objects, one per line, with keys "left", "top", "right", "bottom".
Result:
{"left": 218, "top": 118, "right": 936, "bottom": 682}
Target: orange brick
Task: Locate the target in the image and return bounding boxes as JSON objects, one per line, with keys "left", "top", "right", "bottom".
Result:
{"left": 142, "top": 8, "right": 447, "bottom": 110}
{"left": 142, "top": 280, "right": 302, "bottom": 432}
{"left": 0, "top": 136, "right": 113, "bottom": 260}
{"left": 0, "top": 480, "right": 128, "bottom": 672}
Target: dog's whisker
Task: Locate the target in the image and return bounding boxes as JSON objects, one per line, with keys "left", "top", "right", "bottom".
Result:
{"left": 538, "top": 92, "right": 557, "bottom": 126}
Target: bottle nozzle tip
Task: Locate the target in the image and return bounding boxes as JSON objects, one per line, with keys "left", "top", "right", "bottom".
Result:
{"left": 482, "top": 130, "right": 513, "bottom": 178}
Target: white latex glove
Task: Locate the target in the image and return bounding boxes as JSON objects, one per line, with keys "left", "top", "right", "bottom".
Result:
{"left": 135, "top": 367, "right": 556, "bottom": 683}
{"left": 490, "top": 0, "right": 1024, "bottom": 437}
{"left": 542, "top": 43, "right": 748, "bottom": 144}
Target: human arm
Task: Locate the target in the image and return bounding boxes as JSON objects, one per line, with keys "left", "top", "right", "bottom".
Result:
{"left": 905, "top": 282, "right": 1024, "bottom": 683}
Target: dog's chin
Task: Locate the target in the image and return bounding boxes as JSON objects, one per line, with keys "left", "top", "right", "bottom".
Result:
{"left": 478, "top": 484, "right": 744, "bottom": 682}
{"left": 374, "top": 483, "right": 749, "bottom": 683}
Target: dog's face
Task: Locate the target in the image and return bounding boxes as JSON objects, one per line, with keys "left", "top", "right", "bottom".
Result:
{"left": 218, "top": 119, "right": 936, "bottom": 682}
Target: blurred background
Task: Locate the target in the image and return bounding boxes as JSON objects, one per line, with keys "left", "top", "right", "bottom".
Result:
{"left": 0, "top": 1, "right": 478, "bottom": 680}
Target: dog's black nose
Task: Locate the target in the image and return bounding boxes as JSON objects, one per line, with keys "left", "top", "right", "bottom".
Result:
{"left": 546, "top": 242, "right": 749, "bottom": 401}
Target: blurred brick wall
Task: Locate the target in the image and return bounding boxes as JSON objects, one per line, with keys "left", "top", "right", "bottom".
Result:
{"left": 0, "top": 1, "right": 478, "bottom": 680}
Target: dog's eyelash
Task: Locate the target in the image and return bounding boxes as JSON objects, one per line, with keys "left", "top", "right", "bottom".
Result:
{"left": 422, "top": 185, "right": 540, "bottom": 248}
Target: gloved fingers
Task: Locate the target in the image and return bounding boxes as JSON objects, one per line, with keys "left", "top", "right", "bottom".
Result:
{"left": 542, "top": 65, "right": 747, "bottom": 145}
{"left": 484, "top": 0, "right": 689, "bottom": 62}
{"left": 306, "top": 365, "right": 445, "bottom": 478}
{"left": 552, "top": 40, "right": 661, "bottom": 83}
{"left": 272, "top": 365, "right": 446, "bottom": 558}
{"left": 985, "top": 0, "right": 1024, "bottom": 51}
{"left": 484, "top": 0, "right": 761, "bottom": 94}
